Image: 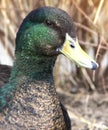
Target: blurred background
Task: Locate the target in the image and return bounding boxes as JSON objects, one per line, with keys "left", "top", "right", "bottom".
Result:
{"left": 0, "top": 0, "right": 108, "bottom": 129}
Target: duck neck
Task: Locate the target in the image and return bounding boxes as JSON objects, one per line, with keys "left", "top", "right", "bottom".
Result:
{"left": 1, "top": 54, "right": 67, "bottom": 129}
{"left": 0, "top": 54, "right": 55, "bottom": 111}
{"left": 11, "top": 53, "right": 56, "bottom": 83}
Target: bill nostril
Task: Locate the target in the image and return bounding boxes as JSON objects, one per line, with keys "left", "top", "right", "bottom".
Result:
{"left": 91, "top": 61, "right": 99, "bottom": 70}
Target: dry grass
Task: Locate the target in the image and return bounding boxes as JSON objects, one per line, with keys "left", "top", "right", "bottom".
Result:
{"left": 0, "top": 0, "right": 108, "bottom": 129}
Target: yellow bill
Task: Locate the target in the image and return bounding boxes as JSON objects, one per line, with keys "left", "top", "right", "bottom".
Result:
{"left": 58, "top": 33, "right": 99, "bottom": 70}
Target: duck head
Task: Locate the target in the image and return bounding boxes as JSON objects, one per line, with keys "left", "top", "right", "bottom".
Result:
{"left": 16, "top": 7, "right": 98, "bottom": 73}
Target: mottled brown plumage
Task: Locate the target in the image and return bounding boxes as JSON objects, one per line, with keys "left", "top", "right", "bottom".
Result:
{"left": 0, "top": 79, "right": 69, "bottom": 130}
{"left": 0, "top": 65, "right": 70, "bottom": 130}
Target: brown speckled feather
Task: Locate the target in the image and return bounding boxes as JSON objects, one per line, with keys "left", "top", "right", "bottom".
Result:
{"left": 0, "top": 79, "right": 68, "bottom": 130}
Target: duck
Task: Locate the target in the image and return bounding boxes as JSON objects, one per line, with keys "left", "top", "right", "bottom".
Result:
{"left": 0, "top": 6, "right": 98, "bottom": 130}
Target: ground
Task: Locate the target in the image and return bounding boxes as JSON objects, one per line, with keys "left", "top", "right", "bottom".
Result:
{"left": 57, "top": 88, "right": 108, "bottom": 130}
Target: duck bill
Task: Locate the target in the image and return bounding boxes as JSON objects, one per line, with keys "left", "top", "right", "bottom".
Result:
{"left": 59, "top": 33, "right": 99, "bottom": 70}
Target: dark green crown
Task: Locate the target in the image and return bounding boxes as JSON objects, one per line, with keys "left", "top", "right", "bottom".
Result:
{"left": 16, "top": 6, "right": 76, "bottom": 57}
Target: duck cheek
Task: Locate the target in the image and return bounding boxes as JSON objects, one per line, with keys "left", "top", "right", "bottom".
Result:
{"left": 43, "top": 47, "right": 59, "bottom": 56}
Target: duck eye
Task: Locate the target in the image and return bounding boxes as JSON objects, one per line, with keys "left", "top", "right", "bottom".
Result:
{"left": 45, "top": 20, "right": 53, "bottom": 26}
{"left": 69, "top": 41, "right": 75, "bottom": 48}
